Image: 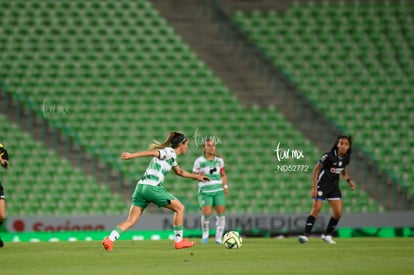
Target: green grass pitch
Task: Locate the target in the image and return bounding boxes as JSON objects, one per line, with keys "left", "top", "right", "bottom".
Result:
{"left": 1, "top": 238, "right": 414, "bottom": 275}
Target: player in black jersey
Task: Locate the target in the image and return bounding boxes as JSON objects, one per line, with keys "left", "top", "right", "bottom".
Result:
{"left": 298, "top": 135, "right": 356, "bottom": 244}
{"left": 0, "top": 143, "right": 9, "bottom": 248}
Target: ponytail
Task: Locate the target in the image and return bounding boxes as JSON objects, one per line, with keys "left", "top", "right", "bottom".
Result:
{"left": 149, "top": 131, "right": 187, "bottom": 149}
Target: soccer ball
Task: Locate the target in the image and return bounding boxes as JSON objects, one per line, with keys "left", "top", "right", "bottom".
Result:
{"left": 222, "top": 231, "right": 242, "bottom": 249}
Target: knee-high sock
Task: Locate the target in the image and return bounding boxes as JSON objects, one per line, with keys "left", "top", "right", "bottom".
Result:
{"left": 215, "top": 215, "right": 226, "bottom": 241}
{"left": 201, "top": 215, "right": 211, "bottom": 239}
{"left": 325, "top": 216, "right": 339, "bottom": 235}
{"left": 304, "top": 215, "right": 316, "bottom": 236}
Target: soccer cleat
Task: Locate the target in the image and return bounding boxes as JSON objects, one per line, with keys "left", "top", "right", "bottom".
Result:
{"left": 215, "top": 240, "right": 223, "bottom": 244}
{"left": 174, "top": 238, "right": 195, "bottom": 249}
{"left": 102, "top": 237, "right": 114, "bottom": 251}
{"left": 201, "top": 238, "right": 209, "bottom": 244}
{"left": 0, "top": 238, "right": 4, "bottom": 248}
{"left": 298, "top": 235, "right": 309, "bottom": 244}
{"left": 321, "top": 234, "right": 336, "bottom": 244}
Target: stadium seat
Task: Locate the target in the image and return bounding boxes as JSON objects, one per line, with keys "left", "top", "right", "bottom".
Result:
{"left": 231, "top": 1, "right": 414, "bottom": 206}
{"left": 1, "top": 0, "right": 399, "bottom": 215}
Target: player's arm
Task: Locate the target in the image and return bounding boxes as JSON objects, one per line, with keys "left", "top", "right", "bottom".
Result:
{"left": 120, "top": 150, "right": 160, "bottom": 160}
{"left": 173, "top": 165, "right": 210, "bottom": 181}
{"left": 220, "top": 167, "right": 229, "bottom": 195}
{"left": 192, "top": 159, "right": 204, "bottom": 176}
{"left": 341, "top": 168, "right": 356, "bottom": 191}
{"left": 0, "top": 155, "right": 8, "bottom": 169}
{"left": 311, "top": 162, "right": 323, "bottom": 197}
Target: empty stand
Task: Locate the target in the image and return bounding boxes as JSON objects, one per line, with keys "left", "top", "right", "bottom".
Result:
{"left": 0, "top": 0, "right": 389, "bottom": 215}
{"left": 0, "top": 115, "right": 127, "bottom": 216}
{"left": 232, "top": 0, "right": 413, "bottom": 206}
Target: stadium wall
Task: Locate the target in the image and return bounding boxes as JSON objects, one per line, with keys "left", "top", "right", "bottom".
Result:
{"left": 5, "top": 212, "right": 414, "bottom": 235}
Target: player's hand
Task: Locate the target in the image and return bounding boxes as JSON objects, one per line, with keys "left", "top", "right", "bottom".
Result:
{"left": 349, "top": 180, "right": 356, "bottom": 191}
{"left": 198, "top": 175, "right": 210, "bottom": 182}
{"left": 120, "top": 152, "right": 133, "bottom": 160}
{"left": 311, "top": 188, "right": 317, "bottom": 198}
{"left": 0, "top": 158, "right": 8, "bottom": 169}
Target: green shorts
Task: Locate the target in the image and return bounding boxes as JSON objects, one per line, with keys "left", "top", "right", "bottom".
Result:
{"left": 132, "top": 184, "right": 177, "bottom": 209}
{"left": 198, "top": 190, "right": 226, "bottom": 209}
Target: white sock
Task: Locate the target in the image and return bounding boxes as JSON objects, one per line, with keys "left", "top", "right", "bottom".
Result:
{"left": 201, "top": 215, "right": 210, "bottom": 239}
{"left": 215, "top": 216, "right": 225, "bottom": 242}
{"left": 174, "top": 230, "right": 183, "bottom": 242}
{"left": 109, "top": 230, "right": 120, "bottom": 242}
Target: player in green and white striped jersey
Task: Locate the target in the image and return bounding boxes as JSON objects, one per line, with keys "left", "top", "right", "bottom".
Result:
{"left": 193, "top": 138, "right": 228, "bottom": 244}
{"left": 102, "top": 132, "right": 210, "bottom": 251}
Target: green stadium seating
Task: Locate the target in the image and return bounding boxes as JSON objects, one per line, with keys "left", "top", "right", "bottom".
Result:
{"left": 232, "top": 1, "right": 414, "bottom": 202}
{"left": 0, "top": 0, "right": 392, "bottom": 216}
{"left": 0, "top": 115, "right": 127, "bottom": 216}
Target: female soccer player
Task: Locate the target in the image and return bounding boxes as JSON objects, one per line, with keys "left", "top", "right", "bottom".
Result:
{"left": 0, "top": 143, "right": 9, "bottom": 248}
{"left": 193, "top": 138, "right": 228, "bottom": 244}
{"left": 102, "top": 132, "right": 210, "bottom": 251}
{"left": 298, "top": 134, "right": 356, "bottom": 244}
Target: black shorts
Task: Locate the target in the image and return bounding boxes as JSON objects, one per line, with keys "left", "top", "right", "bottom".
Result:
{"left": 0, "top": 182, "right": 4, "bottom": 200}
{"left": 316, "top": 181, "right": 341, "bottom": 201}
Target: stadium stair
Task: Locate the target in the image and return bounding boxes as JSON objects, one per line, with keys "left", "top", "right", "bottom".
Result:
{"left": 0, "top": 0, "right": 390, "bottom": 215}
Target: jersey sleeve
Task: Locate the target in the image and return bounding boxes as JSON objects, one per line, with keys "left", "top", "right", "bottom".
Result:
{"left": 192, "top": 157, "right": 201, "bottom": 173}
{"left": 158, "top": 148, "right": 167, "bottom": 160}
{"left": 318, "top": 152, "right": 331, "bottom": 167}
{"left": 219, "top": 157, "right": 225, "bottom": 172}
{"left": 158, "top": 148, "right": 177, "bottom": 166}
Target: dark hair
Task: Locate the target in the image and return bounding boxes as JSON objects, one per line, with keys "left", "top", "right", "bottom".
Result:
{"left": 330, "top": 134, "right": 353, "bottom": 155}
{"left": 170, "top": 132, "right": 187, "bottom": 148}
{"left": 149, "top": 131, "right": 187, "bottom": 149}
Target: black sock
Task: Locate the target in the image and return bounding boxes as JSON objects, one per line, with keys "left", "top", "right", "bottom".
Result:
{"left": 304, "top": 215, "right": 316, "bottom": 236}
{"left": 325, "top": 217, "right": 339, "bottom": 235}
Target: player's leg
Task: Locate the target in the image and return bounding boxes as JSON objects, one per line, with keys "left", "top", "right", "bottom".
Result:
{"left": 214, "top": 206, "right": 225, "bottom": 244}
{"left": 103, "top": 205, "right": 144, "bottom": 251}
{"left": 165, "top": 199, "right": 185, "bottom": 240}
{"left": 165, "top": 199, "right": 195, "bottom": 249}
{"left": 198, "top": 193, "right": 213, "bottom": 243}
{"left": 321, "top": 199, "right": 342, "bottom": 244}
{"left": 114, "top": 205, "right": 145, "bottom": 235}
{"left": 298, "top": 199, "right": 323, "bottom": 243}
{"left": 102, "top": 185, "right": 148, "bottom": 251}
{"left": 0, "top": 184, "right": 6, "bottom": 248}
{"left": 214, "top": 192, "right": 226, "bottom": 244}
{"left": 201, "top": 206, "right": 212, "bottom": 243}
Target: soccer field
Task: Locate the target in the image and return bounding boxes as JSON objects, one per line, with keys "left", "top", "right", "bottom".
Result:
{"left": 2, "top": 238, "right": 414, "bottom": 275}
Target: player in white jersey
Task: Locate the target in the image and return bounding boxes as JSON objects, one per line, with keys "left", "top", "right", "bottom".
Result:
{"left": 193, "top": 138, "right": 228, "bottom": 244}
{"left": 102, "top": 132, "right": 210, "bottom": 251}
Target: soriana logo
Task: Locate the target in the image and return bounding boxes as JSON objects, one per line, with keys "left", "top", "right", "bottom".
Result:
{"left": 8, "top": 217, "right": 107, "bottom": 232}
